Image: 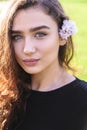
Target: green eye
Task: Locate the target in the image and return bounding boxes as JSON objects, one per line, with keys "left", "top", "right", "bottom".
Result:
{"left": 12, "top": 35, "right": 23, "bottom": 41}
{"left": 35, "top": 32, "right": 47, "bottom": 38}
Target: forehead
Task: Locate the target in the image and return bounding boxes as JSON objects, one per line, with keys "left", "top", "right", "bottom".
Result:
{"left": 12, "top": 8, "right": 58, "bottom": 30}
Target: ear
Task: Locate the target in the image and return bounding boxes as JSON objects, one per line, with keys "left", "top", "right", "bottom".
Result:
{"left": 59, "top": 38, "right": 67, "bottom": 46}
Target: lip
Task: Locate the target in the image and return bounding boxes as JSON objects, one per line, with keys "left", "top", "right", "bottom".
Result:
{"left": 23, "top": 58, "right": 40, "bottom": 66}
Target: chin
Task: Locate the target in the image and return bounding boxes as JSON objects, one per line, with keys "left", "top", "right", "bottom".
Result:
{"left": 23, "top": 67, "right": 42, "bottom": 75}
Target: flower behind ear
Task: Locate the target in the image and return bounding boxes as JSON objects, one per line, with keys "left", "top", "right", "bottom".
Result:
{"left": 59, "top": 20, "right": 78, "bottom": 40}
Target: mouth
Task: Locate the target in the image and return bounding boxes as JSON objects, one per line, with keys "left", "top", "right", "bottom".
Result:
{"left": 23, "top": 58, "right": 40, "bottom": 66}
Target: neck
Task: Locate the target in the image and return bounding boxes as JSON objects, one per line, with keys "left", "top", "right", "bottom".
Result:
{"left": 30, "top": 62, "right": 74, "bottom": 91}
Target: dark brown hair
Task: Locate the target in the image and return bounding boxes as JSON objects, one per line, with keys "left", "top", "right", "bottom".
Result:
{"left": 0, "top": 0, "right": 74, "bottom": 129}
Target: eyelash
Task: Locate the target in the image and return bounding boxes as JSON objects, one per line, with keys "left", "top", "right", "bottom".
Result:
{"left": 11, "top": 32, "right": 47, "bottom": 41}
{"left": 34, "top": 32, "right": 47, "bottom": 39}
{"left": 11, "top": 35, "right": 23, "bottom": 41}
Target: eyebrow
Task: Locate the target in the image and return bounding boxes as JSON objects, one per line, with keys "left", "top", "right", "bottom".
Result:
{"left": 11, "top": 25, "right": 50, "bottom": 34}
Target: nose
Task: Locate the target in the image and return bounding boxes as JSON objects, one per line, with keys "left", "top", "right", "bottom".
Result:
{"left": 23, "top": 38, "right": 36, "bottom": 55}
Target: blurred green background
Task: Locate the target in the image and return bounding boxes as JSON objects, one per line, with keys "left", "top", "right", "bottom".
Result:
{"left": 0, "top": 0, "right": 87, "bottom": 81}
{"left": 60, "top": 0, "right": 87, "bottom": 81}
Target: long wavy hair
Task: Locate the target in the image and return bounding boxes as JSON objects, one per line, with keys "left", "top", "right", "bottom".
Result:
{"left": 0, "top": 0, "right": 74, "bottom": 129}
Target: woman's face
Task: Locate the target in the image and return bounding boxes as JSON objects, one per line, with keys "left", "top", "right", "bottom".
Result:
{"left": 12, "top": 8, "right": 65, "bottom": 74}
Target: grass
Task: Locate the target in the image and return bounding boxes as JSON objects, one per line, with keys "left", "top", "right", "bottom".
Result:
{"left": 0, "top": 1, "right": 87, "bottom": 81}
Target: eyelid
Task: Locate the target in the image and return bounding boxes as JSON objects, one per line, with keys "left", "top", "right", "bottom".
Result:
{"left": 34, "top": 32, "right": 48, "bottom": 38}
{"left": 11, "top": 34, "right": 23, "bottom": 41}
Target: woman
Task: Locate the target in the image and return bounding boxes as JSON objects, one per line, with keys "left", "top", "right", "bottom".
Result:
{"left": 0, "top": 0, "right": 87, "bottom": 130}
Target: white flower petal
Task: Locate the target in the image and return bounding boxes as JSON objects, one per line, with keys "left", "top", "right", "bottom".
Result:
{"left": 59, "top": 20, "right": 78, "bottom": 39}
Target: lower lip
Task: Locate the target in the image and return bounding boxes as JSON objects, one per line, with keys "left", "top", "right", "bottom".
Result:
{"left": 23, "top": 60, "right": 39, "bottom": 66}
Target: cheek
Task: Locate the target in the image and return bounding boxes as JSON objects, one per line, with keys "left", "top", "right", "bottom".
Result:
{"left": 13, "top": 44, "right": 22, "bottom": 57}
{"left": 38, "top": 38, "right": 59, "bottom": 56}
{"left": 37, "top": 43, "right": 59, "bottom": 68}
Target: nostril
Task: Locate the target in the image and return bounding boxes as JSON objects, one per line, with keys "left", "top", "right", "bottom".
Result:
{"left": 23, "top": 38, "right": 36, "bottom": 54}
{"left": 23, "top": 46, "right": 36, "bottom": 54}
